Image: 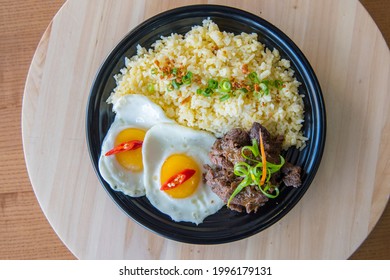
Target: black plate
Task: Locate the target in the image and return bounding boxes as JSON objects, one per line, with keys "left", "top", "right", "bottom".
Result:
{"left": 86, "top": 5, "right": 326, "bottom": 244}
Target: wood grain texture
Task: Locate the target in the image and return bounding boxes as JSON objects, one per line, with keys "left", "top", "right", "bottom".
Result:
{"left": 1, "top": 0, "right": 389, "bottom": 259}
{"left": 0, "top": 0, "right": 73, "bottom": 259}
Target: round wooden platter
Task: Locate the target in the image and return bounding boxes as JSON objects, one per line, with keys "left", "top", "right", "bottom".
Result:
{"left": 22, "top": 0, "right": 390, "bottom": 259}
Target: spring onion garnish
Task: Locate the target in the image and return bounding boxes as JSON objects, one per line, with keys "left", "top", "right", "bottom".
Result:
{"left": 248, "top": 71, "right": 260, "bottom": 84}
{"left": 234, "top": 88, "right": 248, "bottom": 95}
{"left": 218, "top": 79, "right": 232, "bottom": 92}
{"left": 171, "top": 67, "right": 178, "bottom": 76}
{"left": 219, "top": 94, "right": 231, "bottom": 101}
{"left": 208, "top": 79, "right": 218, "bottom": 89}
{"left": 260, "top": 82, "right": 269, "bottom": 95}
{"left": 196, "top": 87, "right": 213, "bottom": 97}
{"left": 248, "top": 72, "right": 283, "bottom": 96}
{"left": 274, "top": 79, "right": 283, "bottom": 89}
{"left": 253, "top": 91, "right": 262, "bottom": 99}
{"left": 190, "top": 73, "right": 282, "bottom": 101}
{"left": 182, "top": 71, "right": 193, "bottom": 84}
{"left": 171, "top": 80, "right": 181, "bottom": 89}
{"left": 167, "top": 83, "right": 174, "bottom": 91}
{"left": 203, "top": 87, "right": 214, "bottom": 97}
{"left": 147, "top": 83, "right": 155, "bottom": 93}
{"left": 227, "top": 135, "right": 285, "bottom": 206}
{"left": 166, "top": 71, "right": 193, "bottom": 91}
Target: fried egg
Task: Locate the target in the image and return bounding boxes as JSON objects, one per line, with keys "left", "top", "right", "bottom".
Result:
{"left": 98, "top": 94, "right": 174, "bottom": 197}
{"left": 142, "top": 123, "right": 224, "bottom": 224}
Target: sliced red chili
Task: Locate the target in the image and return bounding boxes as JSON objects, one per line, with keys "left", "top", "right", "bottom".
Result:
{"left": 160, "top": 169, "right": 196, "bottom": 191}
{"left": 105, "top": 140, "right": 143, "bottom": 156}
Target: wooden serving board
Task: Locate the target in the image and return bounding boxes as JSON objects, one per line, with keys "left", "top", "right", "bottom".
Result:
{"left": 22, "top": 0, "right": 390, "bottom": 259}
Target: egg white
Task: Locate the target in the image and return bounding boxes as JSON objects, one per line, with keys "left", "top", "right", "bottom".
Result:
{"left": 142, "top": 123, "right": 225, "bottom": 224}
{"left": 98, "top": 94, "right": 174, "bottom": 197}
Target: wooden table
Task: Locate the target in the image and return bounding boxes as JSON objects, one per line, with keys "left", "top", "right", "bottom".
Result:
{"left": 1, "top": 0, "right": 389, "bottom": 259}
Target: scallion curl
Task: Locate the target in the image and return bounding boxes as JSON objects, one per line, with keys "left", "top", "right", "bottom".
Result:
{"left": 182, "top": 71, "right": 193, "bottom": 84}
{"left": 248, "top": 72, "right": 260, "bottom": 84}
{"left": 208, "top": 79, "right": 218, "bottom": 89}
{"left": 260, "top": 82, "right": 269, "bottom": 95}
{"left": 274, "top": 80, "right": 283, "bottom": 89}
{"left": 218, "top": 79, "right": 232, "bottom": 92}
{"left": 197, "top": 87, "right": 213, "bottom": 97}
{"left": 228, "top": 137, "right": 285, "bottom": 205}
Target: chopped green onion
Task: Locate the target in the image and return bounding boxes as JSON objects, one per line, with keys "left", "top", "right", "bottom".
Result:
{"left": 260, "top": 182, "right": 279, "bottom": 198}
{"left": 208, "top": 79, "right": 218, "bottom": 89}
{"left": 234, "top": 88, "right": 248, "bottom": 95}
{"left": 242, "top": 139, "right": 260, "bottom": 158}
{"left": 248, "top": 72, "right": 260, "bottom": 84}
{"left": 218, "top": 79, "right": 232, "bottom": 92}
{"left": 167, "top": 83, "right": 174, "bottom": 91}
{"left": 260, "top": 82, "right": 269, "bottom": 95}
{"left": 219, "top": 94, "right": 231, "bottom": 101}
{"left": 254, "top": 91, "right": 263, "bottom": 99}
{"left": 186, "top": 71, "right": 193, "bottom": 78}
{"left": 171, "top": 80, "right": 181, "bottom": 89}
{"left": 182, "top": 76, "right": 191, "bottom": 85}
{"left": 233, "top": 162, "right": 251, "bottom": 177}
{"left": 147, "top": 83, "right": 155, "bottom": 92}
{"left": 227, "top": 138, "right": 285, "bottom": 205}
{"left": 274, "top": 80, "right": 283, "bottom": 89}
{"left": 151, "top": 68, "right": 158, "bottom": 75}
{"left": 227, "top": 176, "right": 251, "bottom": 206}
{"left": 202, "top": 87, "right": 213, "bottom": 97}
{"left": 182, "top": 71, "right": 193, "bottom": 85}
{"left": 196, "top": 87, "right": 213, "bottom": 97}
{"left": 261, "top": 80, "right": 270, "bottom": 86}
{"left": 171, "top": 67, "right": 178, "bottom": 75}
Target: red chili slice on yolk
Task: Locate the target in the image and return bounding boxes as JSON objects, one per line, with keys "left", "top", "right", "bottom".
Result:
{"left": 160, "top": 169, "right": 196, "bottom": 190}
{"left": 104, "top": 140, "right": 143, "bottom": 156}
{"left": 160, "top": 154, "right": 200, "bottom": 198}
{"left": 106, "top": 128, "right": 146, "bottom": 172}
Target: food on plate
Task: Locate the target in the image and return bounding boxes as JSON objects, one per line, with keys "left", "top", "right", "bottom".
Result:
{"left": 107, "top": 19, "right": 306, "bottom": 150}
{"left": 98, "top": 19, "right": 306, "bottom": 224}
{"left": 204, "top": 122, "right": 302, "bottom": 213}
{"left": 142, "top": 123, "right": 224, "bottom": 224}
{"left": 98, "top": 94, "right": 174, "bottom": 197}
{"left": 98, "top": 95, "right": 224, "bottom": 224}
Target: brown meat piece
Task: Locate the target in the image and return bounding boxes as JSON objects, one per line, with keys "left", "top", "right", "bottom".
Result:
{"left": 228, "top": 185, "right": 269, "bottom": 213}
{"left": 204, "top": 165, "right": 268, "bottom": 213}
{"left": 249, "top": 122, "right": 284, "bottom": 164}
{"left": 204, "top": 122, "right": 302, "bottom": 213}
{"left": 209, "top": 128, "right": 250, "bottom": 169}
{"left": 209, "top": 139, "right": 234, "bottom": 169}
{"left": 281, "top": 162, "right": 302, "bottom": 187}
{"left": 224, "top": 128, "right": 251, "bottom": 147}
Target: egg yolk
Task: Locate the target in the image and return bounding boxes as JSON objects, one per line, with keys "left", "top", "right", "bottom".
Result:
{"left": 114, "top": 128, "right": 146, "bottom": 172}
{"left": 160, "top": 154, "right": 201, "bottom": 199}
